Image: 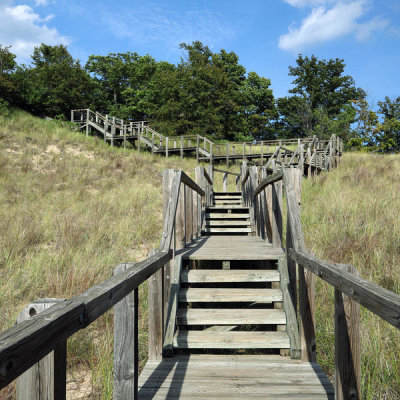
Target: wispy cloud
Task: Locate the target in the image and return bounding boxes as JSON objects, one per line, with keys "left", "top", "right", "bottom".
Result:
{"left": 102, "top": 4, "right": 235, "bottom": 51}
{"left": 0, "top": 0, "right": 68, "bottom": 61}
{"left": 279, "top": 0, "right": 390, "bottom": 52}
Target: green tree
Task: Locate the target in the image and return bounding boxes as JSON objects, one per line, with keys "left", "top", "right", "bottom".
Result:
{"left": 277, "top": 54, "right": 364, "bottom": 138}
{"left": 0, "top": 44, "right": 17, "bottom": 111}
{"left": 14, "top": 44, "right": 93, "bottom": 117}
{"left": 375, "top": 97, "right": 400, "bottom": 152}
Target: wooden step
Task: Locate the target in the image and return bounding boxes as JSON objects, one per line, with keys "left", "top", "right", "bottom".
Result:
{"left": 181, "top": 270, "right": 280, "bottom": 283}
{"left": 179, "top": 288, "right": 283, "bottom": 303}
{"left": 213, "top": 192, "right": 242, "bottom": 195}
{"left": 214, "top": 196, "right": 242, "bottom": 200}
{"left": 205, "top": 220, "right": 250, "bottom": 226}
{"left": 214, "top": 200, "right": 243, "bottom": 204}
{"left": 202, "top": 227, "right": 252, "bottom": 233}
{"left": 173, "top": 331, "right": 290, "bottom": 349}
{"left": 205, "top": 213, "right": 249, "bottom": 219}
{"left": 207, "top": 206, "right": 249, "bottom": 210}
{"left": 177, "top": 308, "right": 286, "bottom": 325}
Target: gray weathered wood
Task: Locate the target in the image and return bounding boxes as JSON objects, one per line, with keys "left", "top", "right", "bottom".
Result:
{"left": 335, "top": 264, "right": 361, "bottom": 400}
{"left": 289, "top": 250, "right": 400, "bottom": 330}
{"left": 278, "top": 258, "right": 301, "bottom": 359}
{"left": 114, "top": 264, "right": 138, "bottom": 399}
{"left": 253, "top": 170, "right": 283, "bottom": 198}
{"left": 163, "top": 256, "right": 183, "bottom": 357}
{"left": 180, "top": 171, "right": 205, "bottom": 196}
{"left": 16, "top": 299, "right": 66, "bottom": 400}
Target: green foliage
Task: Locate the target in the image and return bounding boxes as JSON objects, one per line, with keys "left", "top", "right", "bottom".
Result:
{"left": 276, "top": 54, "right": 364, "bottom": 139}
{"left": 13, "top": 44, "right": 94, "bottom": 118}
{"left": 0, "top": 98, "right": 11, "bottom": 117}
{"left": 375, "top": 97, "right": 400, "bottom": 153}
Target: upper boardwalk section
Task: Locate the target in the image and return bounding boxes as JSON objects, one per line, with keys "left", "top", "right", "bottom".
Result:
{"left": 71, "top": 108, "right": 343, "bottom": 171}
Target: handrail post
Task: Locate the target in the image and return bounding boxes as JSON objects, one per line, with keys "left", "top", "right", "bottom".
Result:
{"left": 114, "top": 265, "right": 139, "bottom": 399}
{"left": 223, "top": 172, "right": 227, "bottom": 192}
{"left": 16, "top": 299, "right": 66, "bottom": 400}
{"left": 86, "top": 109, "right": 89, "bottom": 136}
{"left": 196, "top": 136, "right": 199, "bottom": 163}
{"left": 271, "top": 165, "right": 283, "bottom": 248}
{"left": 335, "top": 264, "right": 361, "bottom": 400}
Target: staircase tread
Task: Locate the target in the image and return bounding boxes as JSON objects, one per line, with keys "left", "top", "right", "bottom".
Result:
{"left": 181, "top": 269, "right": 280, "bottom": 283}
{"left": 205, "top": 213, "right": 250, "bottom": 219}
{"left": 177, "top": 308, "right": 286, "bottom": 325}
{"left": 206, "top": 220, "right": 250, "bottom": 226}
{"left": 179, "top": 288, "right": 283, "bottom": 302}
{"left": 173, "top": 331, "right": 290, "bottom": 349}
{"left": 202, "top": 227, "right": 252, "bottom": 233}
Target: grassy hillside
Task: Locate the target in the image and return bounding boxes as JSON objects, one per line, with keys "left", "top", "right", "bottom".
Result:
{"left": 0, "top": 111, "right": 399, "bottom": 399}
{"left": 302, "top": 153, "right": 400, "bottom": 399}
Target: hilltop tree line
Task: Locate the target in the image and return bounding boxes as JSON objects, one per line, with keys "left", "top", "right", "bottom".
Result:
{"left": 0, "top": 41, "right": 399, "bottom": 151}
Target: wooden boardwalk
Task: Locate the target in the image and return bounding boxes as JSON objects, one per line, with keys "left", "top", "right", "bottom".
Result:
{"left": 139, "top": 355, "right": 334, "bottom": 399}
{"left": 71, "top": 108, "right": 343, "bottom": 171}
{"left": 1, "top": 165, "right": 399, "bottom": 400}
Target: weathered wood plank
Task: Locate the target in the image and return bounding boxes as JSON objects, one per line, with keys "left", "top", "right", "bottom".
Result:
{"left": 114, "top": 264, "right": 138, "bottom": 399}
{"left": 290, "top": 250, "right": 400, "bottom": 329}
{"left": 181, "top": 270, "right": 279, "bottom": 283}
{"left": 173, "top": 331, "right": 290, "bottom": 349}
{"left": 278, "top": 258, "right": 301, "bottom": 359}
{"left": 177, "top": 308, "right": 286, "bottom": 325}
{"left": 179, "top": 288, "right": 283, "bottom": 303}
{"left": 163, "top": 256, "right": 183, "bottom": 357}
{"left": 335, "top": 264, "right": 361, "bottom": 400}
{"left": 253, "top": 171, "right": 283, "bottom": 198}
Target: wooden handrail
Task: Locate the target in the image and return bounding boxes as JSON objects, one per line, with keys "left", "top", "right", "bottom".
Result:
{"left": 212, "top": 167, "right": 240, "bottom": 177}
{"left": 241, "top": 167, "right": 250, "bottom": 185}
{"left": 289, "top": 250, "right": 400, "bottom": 329}
{"left": 253, "top": 171, "right": 283, "bottom": 197}
{"left": 0, "top": 251, "right": 171, "bottom": 388}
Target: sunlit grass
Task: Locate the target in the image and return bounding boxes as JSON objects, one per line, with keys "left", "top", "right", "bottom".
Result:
{"left": 301, "top": 153, "right": 400, "bottom": 399}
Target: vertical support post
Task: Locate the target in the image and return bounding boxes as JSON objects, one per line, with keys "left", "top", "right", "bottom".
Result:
{"left": 210, "top": 142, "right": 213, "bottom": 167}
{"left": 114, "top": 265, "right": 139, "bottom": 400}
{"left": 271, "top": 166, "right": 283, "bottom": 248}
{"left": 180, "top": 136, "right": 183, "bottom": 159}
{"left": 223, "top": 173, "right": 227, "bottom": 192}
{"left": 70, "top": 109, "right": 73, "bottom": 122}
{"left": 196, "top": 136, "right": 199, "bottom": 163}
{"left": 226, "top": 143, "right": 229, "bottom": 169}
{"left": 166, "top": 137, "right": 169, "bottom": 158}
{"left": 307, "top": 147, "right": 312, "bottom": 178}
{"left": 207, "top": 165, "right": 213, "bottom": 206}
{"left": 260, "top": 141, "right": 264, "bottom": 166}
{"left": 148, "top": 250, "right": 163, "bottom": 362}
{"left": 236, "top": 175, "right": 240, "bottom": 191}
{"left": 16, "top": 299, "right": 66, "bottom": 400}
{"left": 335, "top": 265, "right": 361, "bottom": 400}
{"left": 299, "top": 266, "right": 316, "bottom": 362}
{"left": 185, "top": 185, "right": 193, "bottom": 244}
{"left": 86, "top": 109, "right": 89, "bottom": 136}
{"left": 242, "top": 142, "right": 245, "bottom": 160}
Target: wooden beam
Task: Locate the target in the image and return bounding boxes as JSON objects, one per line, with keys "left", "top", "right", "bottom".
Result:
{"left": 289, "top": 250, "right": 400, "bottom": 329}
{"left": 253, "top": 171, "right": 283, "bottom": 198}
{"left": 335, "top": 264, "right": 361, "bottom": 400}
{"left": 180, "top": 171, "right": 205, "bottom": 197}
{"left": 114, "top": 264, "right": 139, "bottom": 398}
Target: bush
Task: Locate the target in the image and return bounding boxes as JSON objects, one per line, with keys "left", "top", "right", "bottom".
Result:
{"left": 0, "top": 98, "right": 10, "bottom": 117}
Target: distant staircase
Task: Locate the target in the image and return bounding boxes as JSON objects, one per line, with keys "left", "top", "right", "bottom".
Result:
{"left": 202, "top": 192, "right": 252, "bottom": 235}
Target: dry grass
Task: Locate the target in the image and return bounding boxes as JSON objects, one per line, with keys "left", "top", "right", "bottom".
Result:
{"left": 0, "top": 110, "right": 200, "bottom": 399}
{"left": 301, "top": 153, "right": 400, "bottom": 399}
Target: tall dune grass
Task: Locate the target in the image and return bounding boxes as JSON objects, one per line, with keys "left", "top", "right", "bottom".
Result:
{"left": 301, "top": 153, "right": 400, "bottom": 399}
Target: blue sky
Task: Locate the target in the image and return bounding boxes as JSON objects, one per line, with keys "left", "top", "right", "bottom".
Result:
{"left": 1, "top": 0, "right": 399, "bottom": 104}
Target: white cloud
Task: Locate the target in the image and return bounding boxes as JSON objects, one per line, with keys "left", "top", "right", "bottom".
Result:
{"left": 279, "top": 1, "right": 389, "bottom": 52}
{"left": 102, "top": 5, "right": 234, "bottom": 51}
{"left": 35, "top": 0, "right": 50, "bottom": 6}
{"left": 0, "top": 1, "right": 68, "bottom": 61}
{"left": 283, "top": 0, "right": 334, "bottom": 7}
{"left": 356, "top": 16, "right": 389, "bottom": 40}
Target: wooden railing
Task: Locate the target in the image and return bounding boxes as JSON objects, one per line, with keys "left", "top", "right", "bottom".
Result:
{"left": 249, "top": 164, "right": 400, "bottom": 398}
{"left": 0, "top": 167, "right": 213, "bottom": 399}
{"left": 71, "top": 109, "right": 343, "bottom": 167}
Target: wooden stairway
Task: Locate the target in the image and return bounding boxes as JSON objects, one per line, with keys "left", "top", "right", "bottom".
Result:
{"left": 173, "top": 192, "right": 290, "bottom": 355}
{"left": 202, "top": 192, "right": 252, "bottom": 235}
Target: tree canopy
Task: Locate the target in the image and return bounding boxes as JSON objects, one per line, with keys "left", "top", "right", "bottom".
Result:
{"left": 1, "top": 42, "right": 399, "bottom": 152}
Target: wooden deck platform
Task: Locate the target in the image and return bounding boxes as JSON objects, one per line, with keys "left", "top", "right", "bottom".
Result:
{"left": 180, "top": 235, "right": 285, "bottom": 260}
{"left": 138, "top": 355, "right": 334, "bottom": 399}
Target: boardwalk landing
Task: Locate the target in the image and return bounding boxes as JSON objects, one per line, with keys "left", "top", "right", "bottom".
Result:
{"left": 138, "top": 191, "right": 334, "bottom": 399}
{"left": 139, "top": 355, "right": 333, "bottom": 399}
